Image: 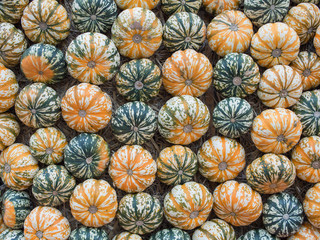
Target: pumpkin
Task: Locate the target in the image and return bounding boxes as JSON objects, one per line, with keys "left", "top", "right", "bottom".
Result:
{"left": 163, "top": 12, "right": 206, "bottom": 52}
{"left": 197, "top": 136, "right": 245, "bottom": 182}
{"left": 20, "top": 43, "right": 67, "bottom": 84}
{"left": 116, "top": 59, "right": 161, "bottom": 102}
{"left": 213, "top": 180, "right": 263, "bottom": 226}
{"left": 246, "top": 154, "right": 296, "bottom": 194}
{"left": 251, "top": 108, "right": 302, "bottom": 154}
{"left": 212, "top": 97, "right": 254, "bottom": 138}
{"left": 61, "top": 83, "right": 112, "bottom": 133}
{"left": 292, "top": 0, "right": 319, "bottom": 3}
{"left": 303, "top": 183, "right": 320, "bottom": 228}
{"left": 161, "top": 0, "right": 202, "bottom": 15}
{"left": 32, "top": 165, "right": 76, "bottom": 207}
{"left": 207, "top": 10, "right": 253, "bottom": 57}
{"left": 0, "top": 214, "right": 7, "bottom": 234}
{"left": 162, "top": 49, "right": 213, "bottom": 97}
{"left": 315, "top": 26, "right": 320, "bottom": 56}
{"left": 164, "top": 181, "right": 213, "bottom": 230}
{"left": 111, "top": 101, "right": 157, "bottom": 145}
{"left": 288, "top": 222, "right": 320, "bottom": 240}
{"left": 115, "top": 0, "right": 160, "bottom": 9}
{"left": 66, "top": 32, "right": 120, "bottom": 85}
{"left": 0, "top": 113, "right": 20, "bottom": 151}
{"left": 150, "top": 228, "right": 190, "bottom": 240}
{"left": 72, "top": 0, "right": 117, "bottom": 33}
{"left": 117, "top": 192, "right": 163, "bottom": 234}
{"left": 113, "top": 232, "right": 142, "bottom": 240}
{"left": 202, "top": 0, "right": 239, "bottom": 15}
{"left": 64, "top": 133, "right": 110, "bottom": 179}
{"left": 109, "top": 145, "right": 156, "bottom": 193}
{"left": 158, "top": 95, "right": 210, "bottom": 145}
{"left": 0, "top": 229, "right": 25, "bottom": 240}
{"left": 21, "top": 0, "right": 70, "bottom": 45}
{"left": 0, "top": 23, "right": 27, "bottom": 68}
{"left": 238, "top": 229, "right": 280, "bottom": 240}
{"left": 111, "top": 7, "right": 163, "bottom": 59}
{"left": 192, "top": 219, "right": 235, "bottom": 240}
{"left": 213, "top": 53, "right": 260, "bottom": 98}
{"left": 0, "top": 0, "right": 29, "bottom": 24}
{"left": 250, "top": 22, "right": 300, "bottom": 68}
{"left": 0, "top": 63, "right": 18, "bottom": 113}
{"left": 70, "top": 227, "right": 109, "bottom": 240}
{"left": 263, "top": 193, "right": 304, "bottom": 237}
{"left": 0, "top": 143, "right": 39, "bottom": 190}
{"left": 24, "top": 206, "right": 70, "bottom": 240}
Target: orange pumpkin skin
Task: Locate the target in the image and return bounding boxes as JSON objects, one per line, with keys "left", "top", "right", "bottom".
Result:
{"left": 288, "top": 222, "right": 320, "bottom": 240}
{"left": 315, "top": 26, "right": 320, "bottom": 56}
{"left": 203, "top": 0, "right": 239, "bottom": 15}
{"left": 0, "top": 214, "right": 7, "bottom": 234}
{"left": 115, "top": 0, "right": 160, "bottom": 9}
{"left": 0, "top": 113, "right": 20, "bottom": 152}
{"left": 303, "top": 183, "right": 320, "bottom": 228}
{"left": 0, "top": 63, "right": 18, "bottom": 113}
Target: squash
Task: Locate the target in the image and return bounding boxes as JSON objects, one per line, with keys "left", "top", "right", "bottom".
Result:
{"left": 113, "top": 232, "right": 142, "bottom": 240}
{"left": 61, "top": 83, "right": 112, "bottom": 133}
{"left": 207, "top": 10, "right": 253, "bottom": 57}
{"left": 117, "top": 192, "right": 163, "bottom": 235}
{"left": 213, "top": 53, "right": 260, "bottom": 98}
{"left": 0, "top": 113, "right": 20, "bottom": 151}
{"left": 0, "top": 63, "right": 18, "bottom": 113}
{"left": 24, "top": 206, "right": 70, "bottom": 240}
{"left": 197, "top": 136, "right": 245, "bottom": 182}
{"left": 109, "top": 145, "right": 156, "bottom": 193}
{"left": 162, "top": 49, "right": 213, "bottom": 97}
{"left": 29, "top": 127, "right": 67, "bottom": 165}
{"left": 163, "top": 12, "right": 206, "bottom": 52}
{"left": 292, "top": 0, "right": 319, "bottom": 3}
{"left": 213, "top": 180, "right": 263, "bottom": 226}
{"left": 21, "top": 0, "right": 70, "bottom": 45}
{"left": 0, "top": 143, "right": 39, "bottom": 190}
{"left": 32, "top": 165, "right": 76, "bottom": 207}
{"left": 202, "top": 0, "right": 239, "bottom": 15}
{"left": 263, "top": 193, "right": 304, "bottom": 237}
{"left": 250, "top": 22, "right": 300, "bottom": 68}
{"left": 150, "top": 228, "right": 190, "bottom": 240}
{"left": 257, "top": 65, "right": 303, "bottom": 108}
{"left": 238, "top": 229, "right": 280, "bottom": 240}
{"left": 0, "top": 214, "right": 7, "bottom": 234}
{"left": 111, "top": 7, "right": 163, "bottom": 59}
{"left": 212, "top": 97, "right": 254, "bottom": 138}
{"left": 20, "top": 43, "right": 67, "bottom": 84}
{"left": 288, "top": 222, "right": 320, "bottom": 240}
{"left": 0, "top": 23, "right": 27, "bottom": 68}
{"left": 246, "top": 154, "right": 296, "bottom": 194}
{"left": 70, "top": 227, "right": 109, "bottom": 240}
{"left": 115, "top": 0, "right": 160, "bottom": 9}
{"left": 251, "top": 108, "right": 302, "bottom": 154}
{"left": 72, "top": 0, "right": 117, "bottom": 33}
{"left": 64, "top": 133, "right": 110, "bottom": 179}
{"left": 116, "top": 59, "right": 161, "bottom": 102}
{"left": 0, "top": 229, "right": 25, "bottom": 240}
{"left": 303, "top": 183, "right": 320, "bottom": 228}
{"left": 158, "top": 95, "right": 210, "bottom": 145}
{"left": 315, "top": 26, "right": 320, "bottom": 56}
{"left": 157, "top": 145, "right": 198, "bottom": 186}
{"left": 0, "top": 0, "right": 29, "bottom": 24}
{"left": 161, "top": 0, "right": 202, "bottom": 15}
{"left": 192, "top": 219, "right": 236, "bottom": 240}
{"left": 66, "top": 32, "right": 120, "bottom": 85}
{"left": 164, "top": 181, "right": 213, "bottom": 230}
{"left": 111, "top": 101, "right": 157, "bottom": 145}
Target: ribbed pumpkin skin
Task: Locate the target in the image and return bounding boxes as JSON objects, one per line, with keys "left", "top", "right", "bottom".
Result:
{"left": 0, "top": 143, "right": 39, "bottom": 190}
{"left": 0, "top": 229, "right": 25, "bottom": 240}
{"left": 111, "top": 8, "right": 163, "bottom": 59}
{"left": 162, "top": 49, "right": 213, "bottom": 97}
{"left": 198, "top": 136, "right": 245, "bottom": 182}
{"left": 238, "top": 229, "right": 280, "bottom": 240}
{"left": 109, "top": 145, "right": 156, "bottom": 193}
{"left": 0, "top": 113, "right": 20, "bottom": 151}
{"left": 292, "top": 0, "right": 319, "bottom": 3}
{"left": 192, "top": 219, "right": 235, "bottom": 240}
{"left": 21, "top": 0, "right": 70, "bottom": 45}
{"left": 0, "top": 63, "right": 18, "bottom": 113}
{"left": 70, "top": 227, "right": 109, "bottom": 240}
{"left": 0, "top": 214, "right": 7, "bottom": 234}
{"left": 116, "top": 59, "right": 161, "bottom": 102}
{"left": 163, "top": 12, "right": 206, "bottom": 52}
{"left": 0, "top": 0, "right": 29, "bottom": 24}
{"left": 251, "top": 108, "right": 302, "bottom": 154}
{"left": 203, "top": 0, "right": 239, "bottom": 15}
{"left": 161, "top": 0, "right": 202, "bottom": 15}
{"left": 117, "top": 193, "right": 163, "bottom": 234}
{"left": 158, "top": 95, "right": 210, "bottom": 145}
{"left": 113, "top": 232, "right": 142, "bottom": 240}
{"left": 250, "top": 22, "right": 300, "bottom": 68}
{"left": 111, "top": 101, "right": 157, "bottom": 145}
{"left": 115, "top": 0, "right": 160, "bottom": 9}
{"left": 32, "top": 165, "right": 76, "bottom": 207}
{"left": 246, "top": 154, "right": 296, "bottom": 194}
{"left": 164, "top": 182, "right": 213, "bottom": 230}
{"left": 24, "top": 206, "right": 71, "bottom": 240}
{"left": 151, "top": 228, "right": 190, "bottom": 240}
{"left": 64, "top": 133, "right": 110, "bottom": 179}
{"left": 288, "top": 222, "right": 320, "bottom": 240}
{"left": 213, "top": 180, "right": 263, "bottom": 226}
{"left": 70, "top": 179, "right": 118, "bottom": 227}
{"left": 315, "top": 27, "right": 320, "bottom": 56}
{"left": 303, "top": 183, "right": 320, "bottom": 228}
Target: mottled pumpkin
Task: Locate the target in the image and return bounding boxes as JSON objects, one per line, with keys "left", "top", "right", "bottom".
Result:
{"left": 115, "top": 0, "right": 160, "bottom": 9}
{"left": 304, "top": 183, "right": 320, "bottom": 228}
{"left": 292, "top": 0, "right": 319, "bottom": 3}
{"left": 192, "top": 219, "right": 236, "bottom": 240}
{"left": 203, "top": 0, "right": 239, "bottom": 15}
{"left": 288, "top": 222, "right": 320, "bottom": 240}
{"left": 0, "top": 229, "right": 25, "bottom": 240}
{"left": 0, "top": 63, "right": 18, "bottom": 113}
{"left": 161, "top": 0, "right": 202, "bottom": 15}
{"left": 315, "top": 26, "right": 320, "bottom": 56}
{"left": 0, "top": 114, "right": 20, "bottom": 151}
{"left": 238, "top": 229, "right": 280, "bottom": 240}
{"left": 0, "top": 214, "right": 7, "bottom": 234}
{"left": 150, "top": 228, "right": 190, "bottom": 240}
{"left": 70, "top": 227, "right": 109, "bottom": 240}
{"left": 0, "top": 0, "right": 29, "bottom": 24}
{"left": 113, "top": 232, "right": 142, "bottom": 240}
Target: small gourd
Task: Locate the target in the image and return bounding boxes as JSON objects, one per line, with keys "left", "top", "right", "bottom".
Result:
{"left": 315, "top": 26, "right": 320, "bottom": 56}
{"left": 0, "top": 0, "right": 29, "bottom": 24}
{"left": 203, "top": 0, "right": 239, "bottom": 15}
{"left": 238, "top": 229, "right": 280, "bottom": 240}
{"left": 150, "top": 228, "right": 190, "bottom": 240}
{"left": 113, "top": 232, "right": 142, "bottom": 240}
{"left": 0, "top": 63, "right": 18, "bottom": 113}
{"left": 0, "top": 113, "right": 20, "bottom": 151}
{"left": 70, "top": 227, "right": 109, "bottom": 240}
{"left": 0, "top": 214, "right": 7, "bottom": 234}
{"left": 161, "top": 0, "right": 202, "bottom": 15}
{"left": 192, "top": 219, "right": 236, "bottom": 240}
{"left": 288, "top": 222, "right": 320, "bottom": 240}
{"left": 303, "top": 183, "right": 320, "bottom": 228}
{"left": 115, "top": 0, "right": 160, "bottom": 9}
{"left": 0, "top": 229, "right": 25, "bottom": 240}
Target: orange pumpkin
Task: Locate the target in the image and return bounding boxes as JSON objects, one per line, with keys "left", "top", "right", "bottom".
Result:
{"left": 303, "top": 183, "right": 320, "bottom": 228}
{"left": 288, "top": 222, "right": 320, "bottom": 240}
{"left": 0, "top": 214, "right": 7, "bottom": 234}
{"left": 0, "top": 63, "right": 18, "bottom": 113}
{"left": 315, "top": 26, "right": 320, "bottom": 56}
{"left": 203, "top": 0, "right": 239, "bottom": 15}
{"left": 115, "top": 0, "right": 160, "bottom": 9}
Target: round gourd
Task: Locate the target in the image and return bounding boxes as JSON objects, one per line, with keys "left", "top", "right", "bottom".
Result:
{"left": 150, "top": 228, "right": 190, "bottom": 240}
{"left": 32, "top": 165, "right": 76, "bottom": 207}
{"left": 315, "top": 26, "right": 320, "bottom": 56}
{"left": 158, "top": 95, "right": 210, "bottom": 145}
{"left": 0, "top": 214, "right": 7, "bottom": 234}
{"left": 0, "top": 113, "right": 20, "bottom": 151}
{"left": 212, "top": 97, "right": 254, "bottom": 138}
{"left": 116, "top": 59, "right": 161, "bottom": 102}
{"left": 192, "top": 219, "right": 236, "bottom": 240}
{"left": 115, "top": 0, "right": 160, "bottom": 9}
{"left": 20, "top": 43, "right": 67, "bottom": 84}
{"left": 61, "top": 83, "right": 112, "bottom": 133}
{"left": 0, "top": 0, "right": 29, "bottom": 24}
{"left": 251, "top": 108, "right": 302, "bottom": 154}
{"left": 263, "top": 193, "right": 304, "bottom": 237}
{"left": 203, "top": 0, "right": 239, "bottom": 15}
{"left": 164, "top": 181, "right": 213, "bottom": 230}
{"left": 111, "top": 7, "right": 163, "bottom": 59}
{"left": 197, "top": 136, "right": 245, "bottom": 182}
{"left": 117, "top": 192, "right": 163, "bottom": 235}
{"left": 292, "top": 0, "right": 319, "bottom": 3}
{"left": 113, "top": 232, "right": 142, "bottom": 240}
{"left": 163, "top": 12, "right": 206, "bottom": 52}
{"left": 162, "top": 49, "right": 213, "bottom": 97}
{"left": 0, "top": 63, "right": 18, "bottom": 113}
{"left": 213, "top": 53, "right": 260, "bottom": 98}
{"left": 70, "top": 227, "right": 109, "bottom": 240}
{"left": 213, "top": 180, "right": 263, "bottom": 226}
{"left": 0, "top": 229, "right": 25, "bottom": 240}
{"left": 288, "top": 222, "right": 320, "bottom": 240}
{"left": 303, "top": 183, "right": 320, "bottom": 228}
{"left": 21, "top": 0, "right": 70, "bottom": 45}
{"left": 161, "top": 0, "right": 202, "bottom": 15}
{"left": 238, "top": 229, "right": 280, "bottom": 240}
{"left": 250, "top": 22, "right": 300, "bottom": 68}
{"left": 64, "top": 133, "right": 110, "bottom": 179}
{"left": 111, "top": 101, "right": 157, "bottom": 145}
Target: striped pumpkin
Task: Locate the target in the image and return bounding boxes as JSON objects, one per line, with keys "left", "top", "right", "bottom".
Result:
{"left": 288, "top": 222, "right": 320, "bottom": 240}
{"left": 315, "top": 26, "right": 320, "bottom": 56}
{"left": 161, "top": 0, "right": 202, "bottom": 15}
{"left": 193, "top": 219, "right": 235, "bottom": 240}
{"left": 0, "top": 0, "right": 29, "bottom": 24}
{"left": 0, "top": 214, "right": 7, "bottom": 234}
{"left": 115, "top": 0, "right": 160, "bottom": 9}
{"left": 0, "top": 63, "right": 18, "bottom": 113}
{"left": 150, "top": 229, "right": 190, "bottom": 240}
{"left": 113, "top": 232, "right": 142, "bottom": 240}
{"left": 292, "top": 0, "right": 319, "bottom": 3}
{"left": 203, "top": 0, "right": 239, "bottom": 15}
{"left": 70, "top": 227, "right": 109, "bottom": 240}
{"left": 304, "top": 183, "right": 320, "bottom": 228}
{"left": 0, "top": 113, "right": 20, "bottom": 151}
{"left": 0, "top": 229, "right": 25, "bottom": 240}
{"left": 239, "top": 229, "right": 280, "bottom": 240}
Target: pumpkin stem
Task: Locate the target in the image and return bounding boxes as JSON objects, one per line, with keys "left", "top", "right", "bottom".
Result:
{"left": 307, "top": 27, "right": 314, "bottom": 34}
{"left": 229, "top": 24, "right": 238, "bottom": 31}
{"left": 38, "top": 71, "right": 44, "bottom": 75}
{"left": 4, "top": 163, "right": 11, "bottom": 173}
{"left": 181, "top": 0, "right": 186, "bottom": 4}
{"left": 87, "top": 61, "right": 96, "bottom": 68}
{"left": 185, "top": 37, "right": 192, "bottom": 43}
{"left": 185, "top": 79, "right": 193, "bottom": 86}
{"left": 134, "top": 81, "right": 144, "bottom": 90}
{"left": 272, "top": 49, "right": 282, "bottom": 58}
{"left": 279, "top": 89, "right": 288, "bottom": 98}
{"left": 183, "top": 125, "right": 193, "bottom": 133}
{"left": 232, "top": 77, "right": 242, "bottom": 86}
{"left": 46, "top": 148, "right": 53, "bottom": 155}
{"left": 314, "top": 111, "right": 320, "bottom": 118}
{"left": 36, "top": 231, "right": 43, "bottom": 239}
{"left": 52, "top": 190, "right": 58, "bottom": 196}
{"left": 277, "top": 134, "right": 285, "bottom": 142}
{"left": 303, "top": 69, "right": 311, "bottom": 77}
{"left": 269, "top": 183, "right": 277, "bottom": 189}
{"left": 133, "top": 34, "right": 142, "bottom": 44}
{"left": 230, "top": 212, "right": 236, "bottom": 217}
{"left": 127, "top": 169, "right": 133, "bottom": 176}
{"left": 230, "top": 118, "right": 236, "bottom": 123}
{"left": 136, "top": 220, "right": 144, "bottom": 226}
{"left": 88, "top": 206, "right": 98, "bottom": 214}
{"left": 91, "top": 15, "right": 97, "bottom": 21}
{"left": 78, "top": 110, "right": 87, "bottom": 117}
{"left": 86, "top": 157, "right": 93, "bottom": 164}
{"left": 218, "top": 162, "right": 228, "bottom": 171}
{"left": 31, "top": 109, "right": 37, "bottom": 114}
{"left": 178, "top": 170, "right": 183, "bottom": 175}
{"left": 190, "top": 211, "right": 199, "bottom": 219}
{"left": 39, "top": 22, "right": 48, "bottom": 31}
{"left": 312, "top": 161, "right": 320, "bottom": 169}
{"left": 132, "top": 126, "right": 139, "bottom": 132}
{"left": 270, "top": 5, "right": 275, "bottom": 10}
{"left": 283, "top": 214, "right": 290, "bottom": 220}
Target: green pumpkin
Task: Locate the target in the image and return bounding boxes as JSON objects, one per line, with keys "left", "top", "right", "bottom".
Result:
{"left": 161, "top": 0, "right": 202, "bottom": 15}
{"left": 111, "top": 101, "right": 157, "bottom": 145}
{"left": 150, "top": 228, "right": 190, "bottom": 240}
{"left": 0, "top": 0, "right": 29, "bottom": 24}
{"left": 0, "top": 229, "right": 25, "bottom": 240}
{"left": 70, "top": 226, "right": 109, "bottom": 240}
{"left": 238, "top": 229, "right": 280, "bottom": 240}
